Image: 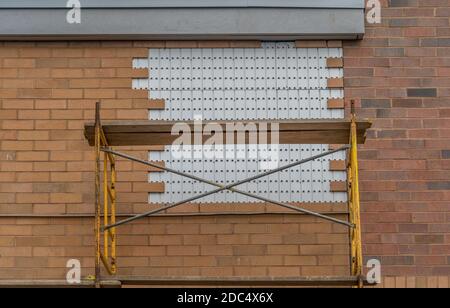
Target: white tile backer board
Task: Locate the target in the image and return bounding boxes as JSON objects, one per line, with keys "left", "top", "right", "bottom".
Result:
{"left": 149, "top": 145, "right": 346, "bottom": 204}
{"left": 134, "top": 42, "right": 347, "bottom": 204}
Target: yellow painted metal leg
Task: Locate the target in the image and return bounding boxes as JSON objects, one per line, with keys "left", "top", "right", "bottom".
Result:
{"left": 94, "top": 102, "right": 118, "bottom": 282}
{"left": 103, "top": 153, "right": 109, "bottom": 260}
{"left": 348, "top": 110, "right": 363, "bottom": 288}
{"left": 111, "top": 163, "right": 117, "bottom": 273}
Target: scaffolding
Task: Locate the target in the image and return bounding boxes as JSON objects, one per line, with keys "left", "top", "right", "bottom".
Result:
{"left": 85, "top": 101, "right": 371, "bottom": 288}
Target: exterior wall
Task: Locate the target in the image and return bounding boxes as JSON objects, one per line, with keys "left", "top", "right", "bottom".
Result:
{"left": 0, "top": 0, "right": 450, "bottom": 287}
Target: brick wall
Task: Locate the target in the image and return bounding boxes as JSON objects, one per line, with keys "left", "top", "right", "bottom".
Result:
{"left": 0, "top": 41, "right": 350, "bottom": 281}
{"left": 0, "top": 42, "right": 157, "bottom": 278}
{"left": 344, "top": 0, "right": 450, "bottom": 286}
{"left": 1, "top": 0, "right": 450, "bottom": 287}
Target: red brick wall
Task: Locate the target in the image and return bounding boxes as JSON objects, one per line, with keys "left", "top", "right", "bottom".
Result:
{"left": 344, "top": 0, "right": 450, "bottom": 285}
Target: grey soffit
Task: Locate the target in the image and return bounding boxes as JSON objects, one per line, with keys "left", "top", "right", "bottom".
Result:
{"left": 0, "top": 1, "right": 365, "bottom": 40}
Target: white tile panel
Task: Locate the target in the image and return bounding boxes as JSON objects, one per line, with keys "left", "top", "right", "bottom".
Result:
{"left": 134, "top": 42, "right": 344, "bottom": 121}
{"left": 149, "top": 145, "right": 347, "bottom": 204}
{"left": 138, "top": 42, "right": 347, "bottom": 205}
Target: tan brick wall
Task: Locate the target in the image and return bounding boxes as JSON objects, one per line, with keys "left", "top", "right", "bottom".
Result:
{"left": 0, "top": 41, "right": 350, "bottom": 281}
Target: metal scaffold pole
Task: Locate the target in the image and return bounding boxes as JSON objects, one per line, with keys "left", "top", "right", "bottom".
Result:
{"left": 94, "top": 102, "right": 101, "bottom": 287}
{"left": 348, "top": 100, "right": 364, "bottom": 288}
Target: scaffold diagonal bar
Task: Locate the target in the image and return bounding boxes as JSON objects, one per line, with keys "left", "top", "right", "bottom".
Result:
{"left": 102, "top": 145, "right": 351, "bottom": 230}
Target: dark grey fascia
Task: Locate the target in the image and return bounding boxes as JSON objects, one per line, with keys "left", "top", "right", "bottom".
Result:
{"left": 0, "top": 1, "right": 365, "bottom": 41}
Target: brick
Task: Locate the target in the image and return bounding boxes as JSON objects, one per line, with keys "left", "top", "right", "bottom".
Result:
{"left": 295, "top": 41, "right": 327, "bottom": 48}
{"left": 19, "top": 48, "right": 51, "bottom": 57}
{"left": 17, "top": 131, "right": 49, "bottom": 141}
{"left": 217, "top": 234, "right": 249, "bottom": 245}
{"left": 51, "top": 69, "right": 83, "bottom": 78}
{"left": 131, "top": 68, "right": 149, "bottom": 78}
{"left": 84, "top": 89, "right": 116, "bottom": 99}
{"left": 198, "top": 41, "right": 231, "bottom": 48}
{"left": 167, "top": 246, "right": 199, "bottom": 256}
{"left": 101, "top": 58, "right": 132, "bottom": 68}
{"left": 250, "top": 234, "right": 283, "bottom": 244}
{"left": 267, "top": 245, "right": 299, "bottom": 255}
{"left": 165, "top": 41, "right": 199, "bottom": 48}
{"left": 327, "top": 78, "right": 344, "bottom": 88}
{"left": 330, "top": 181, "right": 347, "bottom": 192}
{"left": 326, "top": 58, "right": 344, "bottom": 68}
{"left": 0, "top": 226, "right": 33, "bottom": 236}
{"left": 147, "top": 99, "right": 165, "bottom": 110}
{"left": 16, "top": 152, "right": 49, "bottom": 162}
{"left": 49, "top": 193, "right": 82, "bottom": 204}
{"left": 201, "top": 224, "right": 233, "bottom": 234}
{"left": 52, "top": 89, "right": 83, "bottom": 99}
{"left": 415, "top": 235, "right": 444, "bottom": 244}
{"left": 327, "top": 41, "right": 343, "bottom": 48}
{"left": 230, "top": 41, "right": 262, "bottom": 48}
{"left": 3, "top": 59, "right": 35, "bottom": 68}
{"left": 0, "top": 247, "right": 32, "bottom": 257}
{"left": 269, "top": 266, "right": 300, "bottom": 276}
{"left": 1, "top": 141, "right": 33, "bottom": 151}
{"left": 0, "top": 68, "right": 18, "bottom": 78}
{"left": 330, "top": 160, "right": 346, "bottom": 171}
{"left": 200, "top": 245, "right": 232, "bottom": 256}
{"left": 300, "top": 245, "right": 333, "bottom": 255}
{"left": 232, "top": 245, "right": 266, "bottom": 256}
{"left": 234, "top": 224, "right": 267, "bottom": 234}
{"left": 17, "top": 89, "right": 52, "bottom": 99}
{"left": 32, "top": 247, "right": 65, "bottom": 257}
{"left": 31, "top": 225, "right": 64, "bottom": 236}
{"left": 183, "top": 256, "right": 217, "bottom": 267}
{"left": 84, "top": 68, "right": 115, "bottom": 78}
{"left": 2, "top": 79, "right": 34, "bottom": 89}
{"left": 427, "top": 181, "right": 450, "bottom": 190}
{"left": 166, "top": 224, "right": 199, "bottom": 235}
{"left": 16, "top": 172, "right": 49, "bottom": 183}
{"left": 407, "top": 88, "right": 437, "bottom": 97}
{"left": 285, "top": 256, "right": 317, "bottom": 266}
{"left": 16, "top": 192, "right": 50, "bottom": 204}
{"left": 327, "top": 99, "right": 345, "bottom": 109}
{"left": 35, "top": 100, "right": 67, "bottom": 109}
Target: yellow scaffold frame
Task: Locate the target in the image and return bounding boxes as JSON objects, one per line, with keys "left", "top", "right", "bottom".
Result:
{"left": 348, "top": 102, "right": 364, "bottom": 288}
{"left": 94, "top": 103, "right": 117, "bottom": 284}
{"left": 89, "top": 101, "right": 368, "bottom": 288}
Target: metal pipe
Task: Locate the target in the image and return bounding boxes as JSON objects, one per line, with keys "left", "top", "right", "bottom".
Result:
{"left": 102, "top": 145, "right": 351, "bottom": 230}
{"left": 111, "top": 163, "right": 117, "bottom": 274}
{"left": 103, "top": 152, "right": 108, "bottom": 260}
{"left": 0, "top": 211, "right": 350, "bottom": 218}
{"left": 94, "top": 102, "right": 101, "bottom": 286}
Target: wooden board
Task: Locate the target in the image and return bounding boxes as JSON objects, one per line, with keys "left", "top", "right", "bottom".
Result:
{"left": 117, "top": 276, "right": 372, "bottom": 287}
{"left": 84, "top": 119, "right": 372, "bottom": 146}
{"left": 0, "top": 277, "right": 373, "bottom": 288}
